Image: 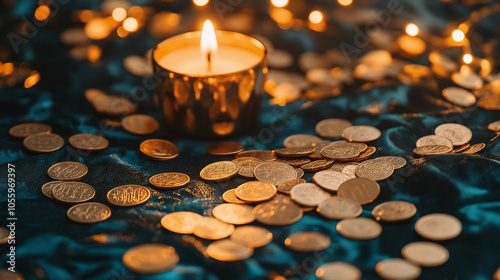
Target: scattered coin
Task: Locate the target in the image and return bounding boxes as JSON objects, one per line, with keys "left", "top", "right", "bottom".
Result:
{"left": 285, "top": 231, "right": 331, "bottom": 252}
{"left": 452, "top": 143, "right": 470, "bottom": 153}
{"left": 442, "top": 87, "right": 476, "bottom": 107}
{"left": 321, "top": 142, "right": 360, "bottom": 161}
{"left": 121, "top": 114, "right": 159, "bottom": 135}
{"left": 123, "top": 55, "right": 153, "bottom": 77}
{"left": 253, "top": 201, "right": 303, "bottom": 226}
{"left": 336, "top": 217, "right": 382, "bottom": 240}
{"left": 140, "top": 139, "right": 179, "bottom": 160}
{"left": 235, "top": 150, "right": 277, "bottom": 161}
{"left": 316, "top": 262, "right": 362, "bottom": 280}
{"left": 401, "top": 242, "right": 449, "bottom": 267}
{"left": 275, "top": 147, "right": 315, "bottom": 157}
{"left": 47, "top": 161, "right": 88, "bottom": 181}
{"left": 207, "top": 239, "right": 254, "bottom": 261}
{"left": 337, "top": 178, "right": 380, "bottom": 205}
{"left": 193, "top": 217, "right": 235, "bottom": 240}
{"left": 372, "top": 201, "right": 416, "bottom": 222}
{"left": 230, "top": 226, "right": 273, "bottom": 248}
{"left": 290, "top": 183, "right": 331, "bottom": 207}
{"left": 284, "top": 134, "right": 322, "bottom": 148}
{"left": 461, "top": 143, "right": 485, "bottom": 154}
{"left": 315, "top": 119, "right": 353, "bottom": 138}
{"left": 212, "top": 203, "right": 255, "bottom": 225}
{"left": 313, "top": 170, "right": 351, "bottom": 191}
{"left": 331, "top": 162, "right": 359, "bottom": 172}
{"left": 206, "top": 141, "right": 245, "bottom": 155}
{"left": 478, "top": 94, "right": 500, "bottom": 110}
{"left": 295, "top": 167, "right": 305, "bottom": 178}
{"left": 413, "top": 145, "right": 452, "bottom": 156}
{"left": 200, "top": 161, "right": 239, "bottom": 181}
{"left": 355, "top": 158, "right": 394, "bottom": 181}
{"left": 277, "top": 178, "right": 306, "bottom": 194}
{"left": 254, "top": 162, "right": 297, "bottom": 186}
{"left": 122, "top": 243, "right": 178, "bottom": 274}
{"left": 376, "top": 156, "right": 406, "bottom": 169}
{"left": 107, "top": 185, "right": 150, "bottom": 206}
{"left": 434, "top": 123, "right": 472, "bottom": 146}
{"left": 9, "top": 123, "right": 51, "bottom": 138}
{"left": 52, "top": 182, "right": 95, "bottom": 203}
{"left": 415, "top": 213, "right": 462, "bottom": 241}
{"left": 488, "top": 120, "right": 500, "bottom": 132}
{"left": 222, "top": 188, "right": 247, "bottom": 204}
{"left": 232, "top": 157, "right": 263, "bottom": 178}
{"left": 341, "top": 125, "right": 381, "bottom": 142}
{"left": 309, "top": 140, "right": 332, "bottom": 159}
{"left": 300, "top": 159, "right": 335, "bottom": 171}
{"left": 161, "top": 211, "right": 204, "bottom": 234}
{"left": 342, "top": 164, "right": 357, "bottom": 178}
{"left": 451, "top": 71, "right": 483, "bottom": 90}
{"left": 375, "top": 258, "right": 421, "bottom": 280}
{"left": 416, "top": 135, "right": 454, "bottom": 148}
{"left": 317, "top": 197, "right": 363, "bottom": 220}
{"left": 40, "top": 181, "right": 61, "bottom": 199}
{"left": 235, "top": 181, "right": 277, "bottom": 202}
{"left": 67, "top": 202, "right": 111, "bottom": 223}
{"left": 149, "top": 172, "right": 190, "bottom": 188}
{"left": 354, "top": 146, "right": 376, "bottom": 161}
{"left": 92, "top": 94, "right": 136, "bottom": 116}
{"left": 23, "top": 132, "right": 64, "bottom": 153}
{"left": 69, "top": 134, "right": 109, "bottom": 150}
{"left": 276, "top": 157, "right": 312, "bottom": 167}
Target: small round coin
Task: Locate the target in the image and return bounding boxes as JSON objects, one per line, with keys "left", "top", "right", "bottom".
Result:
{"left": 207, "top": 239, "right": 253, "bottom": 261}
{"left": 276, "top": 157, "right": 312, "bottom": 167}
{"left": 416, "top": 135, "right": 453, "bottom": 148}
{"left": 222, "top": 188, "right": 247, "bottom": 204}
{"left": 69, "top": 133, "right": 109, "bottom": 150}
{"left": 434, "top": 123, "right": 472, "bottom": 146}
{"left": 232, "top": 157, "right": 263, "bottom": 177}
{"left": 415, "top": 213, "right": 462, "bottom": 241}
{"left": 342, "top": 165, "right": 357, "bottom": 178}
{"left": 300, "top": 159, "right": 335, "bottom": 171}
{"left": 277, "top": 178, "right": 306, "bottom": 194}
{"left": 461, "top": 143, "right": 485, "bottom": 154}
{"left": 315, "top": 119, "right": 353, "bottom": 138}
{"left": 52, "top": 182, "right": 95, "bottom": 203}
{"left": 9, "top": 123, "right": 51, "bottom": 138}
{"left": 275, "top": 147, "right": 315, "bottom": 157}
{"left": 123, "top": 243, "right": 179, "bottom": 274}
{"left": 313, "top": 170, "right": 352, "bottom": 191}
{"left": 193, "top": 217, "right": 235, "bottom": 240}
{"left": 316, "top": 262, "right": 362, "bottom": 280}
{"left": 41, "top": 181, "right": 63, "bottom": 199}
{"left": 235, "top": 150, "right": 277, "bottom": 161}
{"left": 230, "top": 226, "right": 273, "bottom": 248}
{"left": 442, "top": 87, "right": 476, "bottom": 107}
{"left": 376, "top": 156, "right": 406, "bottom": 169}
{"left": 284, "top": 231, "right": 331, "bottom": 252}
{"left": 413, "top": 145, "right": 452, "bottom": 156}
{"left": 254, "top": 162, "right": 297, "bottom": 186}
{"left": 284, "top": 134, "right": 322, "bottom": 148}
{"left": 200, "top": 161, "right": 239, "bottom": 181}
{"left": 337, "top": 178, "right": 380, "bottom": 205}
{"left": 121, "top": 114, "right": 159, "bottom": 135}
{"left": 47, "top": 161, "right": 88, "bottom": 181}
{"left": 290, "top": 183, "right": 331, "bottom": 207}
{"left": 92, "top": 95, "right": 136, "bottom": 116}
{"left": 23, "top": 132, "right": 64, "bottom": 153}
{"left": 149, "top": 172, "right": 190, "bottom": 188}
{"left": 478, "top": 94, "right": 500, "bottom": 110}
{"left": 295, "top": 167, "right": 305, "bottom": 178}
{"left": 341, "top": 125, "right": 381, "bottom": 142}
{"left": 372, "top": 201, "right": 417, "bottom": 222}
{"left": 401, "top": 242, "right": 449, "bottom": 267}
{"left": 375, "top": 258, "right": 421, "bottom": 280}
{"left": 488, "top": 120, "right": 500, "bottom": 132}
{"left": 253, "top": 201, "right": 303, "bottom": 226}
{"left": 355, "top": 158, "right": 394, "bottom": 181}
{"left": 451, "top": 71, "right": 483, "bottom": 90}
{"left": 354, "top": 146, "right": 376, "bottom": 161}
{"left": 212, "top": 203, "right": 255, "bottom": 225}
{"left": 161, "top": 211, "right": 204, "bottom": 234}
{"left": 453, "top": 143, "right": 470, "bottom": 153}
{"left": 206, "top": 141, "right": 245, "bottom": 155}
{"left": 321, "top": 142, "right": 360, "bottom": 161}
{"left": 67, "top": 202, "right": 111, "bottom": 223}
{"left": 317, "top": 197, "right": 363, "bottom": 220}
{"left": 336, "top": 217, "right": 382, "bottom": 240}
{"left": 140, "top": 139, "right": 179, "bottom": 160}
{"left": 107, "top": 185, "right": 150, "bottom": 206}
{"left": 235, "top": 181, "right": 277, "bottom": 202}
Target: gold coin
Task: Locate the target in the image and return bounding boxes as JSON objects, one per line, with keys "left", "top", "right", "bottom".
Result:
{"left": 372, "top": 201, "right": 416, "bottom": 222}
{"left": 315, "top": 119, "right": 353, "bottom": 138}
{"left": 206, "top": 141, "right": 245, "bottom": 155}
{"left": 230, "top": 226, "right": 273, "bottom": 248}
{"left": 284, "top": 134, "right": 322, "bottom": 148}
{"left": 290, "top": 183, "right": 331, "bottom": 207}
{"left": 253, "top": 201, "right": 303, "bottom": 226}
{"left": 275, "top": 147, "right": 315, "bottom": 157}
{"left": 69, "top": 133, "right": 109, "bottom": 150}
{"left": 460, "top": 143, "right": 485, "bottom": 154}
{"left": 212, "top": 203, "right": 255, "bottom": 225}
{"left": 277, "top": 178, "right": 305, "bottom": 194}
{"left": 413, "top": 145, "right": 452, "bottom": 156}
{"left": 207, "top": 239, "right": 253, "bottom": 261}
{"left": 309, "top": 140, "right": 332, "bottom": 159}
{"left": 47, "top": 161, "right": 88, "bottom": 181}
{"left": 0, "top": 269, "right": 24, "bottom": 280}
{"left": 149, "top": 172, "right": 190, "bottom": 188}
{"left": 107, "top": 184, "right": 150, "bottom": 206}
{"left": 473, "top": 80, "right": 500, "bottom": 98}
{"left": 254, "top": 162, "right": 297, "bottom": 186}
{"left": 193, "top": 217, "right": 235, "bottom": 240}
{"left": 161, "top": 211, "right": 204, "bottom": 234}
{"left": 331, "top": 162, "right": 359, "bottom": 172}
{"left": 434, "top": 123, "right": 472, "bottom": 146}
{"left": 416, "top": 135, "right": 453, "bottom": 148}
{"left": 122, "top": 243, "right": 178, "bottom": 274}
{"left": 316, "top": 262, "right": 362, "bottom": 280}
{"left": 295, "top": 167, "right": 304, "bottom": 178}
{"left": 355, "top": 158, "right": 394, "bottom": 181}
{"left": 121, "top": 114, "right": 159, "bottom": 135}
{"left": 354, "top": 146, "right": 376, "bottom": 161}
{"left": 415, "top": 213, "right": 462, "bottom": 241}
{"left": 284, "top": 231, "right": 331, "bottom": 252}
{"left": 200, "top": 161, "right": 239, "bottom": 181}
{"left": 67, "top": 202, "right": 111, "bottom": 223}
{"left": 23, "top": 132, "right": 64, "bottom": 153}
{"left": 276, "top": 157, "right": 311, "bottom": 167}
{"left": 300, "top": 159, "right": 335, "bottom": 171}
{"left": 346, "top": 141, "right": 368, "bottom": 153}
{"left": 488, "top": 120, "right": 500, "bottom": 132}
{"left": 232, "top": 157, "right": 264, "bottom": 177}
{"left": 376, "top": 156, "right": 406, "bottom": 169}
{"left": 375, "top": 258, "right": 421, "bottom": 280}
{"left": 84, "top": 88, "right": 106, "bottom": 102}
{"left": 53, "top": 182, "right": 95, "bottom": 203}
{"left": 235, "top": 150, "right": 277, "bottom": 161}
{"left": 317, "top": 197, "right": 362, "bottom": 220}
{"left": 235, "top": 181, "right": 277, "bottom": 202}
{"left": 222, "top": 188, "right": 247, "bottom": 204}
{"left": 140, "top": 139, "right": 179, "bottom": 160}
{"left": 452, "top": 143, "right": 470, "bottom": 153}
{"left": 478, "top": 95, "right": 500, "bottom": 110}
{"left": 313, "top": 170, "right": 352, "bottom": 191}
{"left": 41, "top": 181, "right": 64, "bottom": 199}
{"left": 451, "top": 71, "right": 483, "bottom": 90}
{"left": 401, "top": 242, "right": 449, "bottom": 267}
{"left": 9, "top": 123, "right": 51, "bottom": 138}
{"left": 92, "top": 95, "right": 136, "bottom": 116}
{"left": 0, "top": 227, "right": 11, "bottom": 245}
{"left": 321, "top": 142, "right": 360, "bottom": 161}
{"left": 342, "top": 164, "right": 358, "bottom": 178}
{"left": 123, "top": 55, "right": 152, "bottom": 77}
{"left": 341, "top": 125, "right": 381, "bottom": 142}
{"left": 337, "top": 178, "right": 380, "bottom": 205}
{"left": 442, "top": 87, "right": 476, "bottom": 107}
{"left": 272, "top": 194, "right": 315, "bottom": 212}
{"left": 336, "top": 217, "right": 382, "bottom": 240}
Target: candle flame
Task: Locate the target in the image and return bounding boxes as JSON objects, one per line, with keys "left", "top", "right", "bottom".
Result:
{"left": 201, "top": 20, "right": 217, "bottom": 56}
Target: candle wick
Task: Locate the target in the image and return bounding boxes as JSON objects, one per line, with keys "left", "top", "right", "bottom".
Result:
{"left": 207, "top": 52, "right": 212, "bottom": 72}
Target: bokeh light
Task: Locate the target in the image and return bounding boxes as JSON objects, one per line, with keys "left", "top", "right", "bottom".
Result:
{"left": 405, "top": 23, "right": 419, "bottom": 36}
{"left": 193, "top": 0, "right": 209, "bottom": 6}
{"left": 271, "top": 0, "right": 288, "bottom": 8}
{"left": 112, "top": 8, "right": 127, "bottom": 22}
{"left": 34, "top": 5, "right": 51, "bottom": 21}
{"left": 84, "top": 18, "right": 111, "bottom": 40}
{"left": 452, "top": 29, "right": 465, "bottom": 42}
{"left": 123, "top": 17, "right": 138, "bottom": 32}
{"left": 338, "top": 0, "right": 353, "bottom": 6}
{"left": 463, "top": 53, "right": 472, "bottom": 64}
{"left": 309, "top": 11, "right": 323, "bottom": 24}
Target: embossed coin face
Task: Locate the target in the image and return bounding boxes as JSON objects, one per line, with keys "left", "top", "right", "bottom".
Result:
{"left": 300, "top": 159, "right": 335, "bottom": 171}
{"left": 9, "top": 123, "right": 51, "bottom": 138}
{"left": 488, "top": 120, "right": 500, "bottom": 132}
{"left": 290, "top": 183, "right": 331, "bottom": 207}
{"left": 461, "top": 143, "right": 485, "bottom": 154}
{"left": 235, "top": 181, "right": 277, "bottom": 202}
{"left": 67, "top": 202, "right": 111, "bottom": 223}
{"left": 401, "top": 242, "right": 449, "bottom": 267}
{"left": 230, "top": 226, "right": 273, "bottom": 248}
{"left": 222, "top": 188, "right": 247, "bottom": 204}
{"left": 337, "top": 178, "right": 380, "bottom": 205}
{"left": 321, "top": 142, "right": 360, "bottom": 161}
{"left": 52, "top": 182, "right": 95, "bottom": 203}
{"left": 276, "top": 157, "right": 312, "bottom": 167}
{"left": 355, "top": 158, "right": 394, "bottom": 181}
{"left": 232, "top": 157, "right": 263, "bottom": 178}
{"left": 452, "top": 143, "right": 470, "bottom": 153}
{"left": 309, "top": 140, "right": 332, "bottom": 159}
{"left": 316, "top": 262, "right": 362, "bottom": 280}
{"left": 200, "top": 161, "right": 239, "bottom": 181}
{"left": 315, "top": 119, "right": 353, "bottom": 138}
{"left": 337, "top": 218, "right": 382, "bottom": 240}
{"left": 123, "top": 243, "right": 179, "bottom": 274}
{"left": 161, "top": 211, "right": 204, "bottom": 234}
{"left": 235, "top": 150, "right": 277, "bottom": 161}
{"left": 121, "top": 114, "right": 159, "bottom": 135}
{"left": 193, "top": 217, "right": 235, "bottom": 240}
{"left": 415, "top": 213, "right": 462, "bottom": 241}
{"left": 313, "top": 170, "right": 352, "bottom": 191}
{"left": 140, "top": 139, "right": 179, "bottom": 160}
{"left": 253, "top": 201, "right": 303, "bottom": 226}
{"left": 413, "top": 145, "right": 452, "bottom": 156}
{"left": 284, "top": 231, "right": 331, "bottom": 252}
{"left": 372, "top": 201, "right": 416, "bottom": 222}
{"left": 69, "top": 134, "right": 109, "bottom": 150}
{"left": 275, "top": 147, "right": 315, "bottom": 157}
{"left": 24, "top": 132, "right": 64, "bottom": 153}
{"left": 254, "top": 162, "right": 297, "bottom": 186}
{"left": 416, "top": 135, "right": 453, "bottom": 148}
{"left": 341, "top": 125, "right": 381, "bottom": 142}
{"left": 331, "top": 162, "right": 359, "bottom": 172}
{"left": 206, "top": 141, "right": 245, "bottom": 155}
{"left": 342, "top": 165, "right": 357, "bottom": 178}
{"left": 47, "top": 161, "right": 88, "bottom": 181}
{"left": 212, "top": 203, "right": 255, "bottom": 225}
{"left": 149, "top": 172, "right": 190, "bottom": 188}
{"left": 375, "top": 259, "right": 421, "bottom": 280}
{"left": 434, "top": 123, "right": 472, "bottom": 146}
{"left": 442, "top": 87, "right": 476, "bottom": 107}
{"left": 284, "top": 134, "right": 322, "bottom": 148}
{"left": 277, "top": 179, "right": 306, "bottom": 194}
{"left": 354, "top": 146, "right": 376, "bottom": 161}
{"left": 41, "top": 181, "right": 63, "bottom": 199}
{"left": 107, "top": 185, "right": 150, "bottom": 206}
{"left": 376, "top": 156, "right": 406, "bottom": 169}
{"left": 207, "top": 239, "right": 254, "bottom": 261}
{"left": 317, "top": 197, "right": 363, "bottom": 220}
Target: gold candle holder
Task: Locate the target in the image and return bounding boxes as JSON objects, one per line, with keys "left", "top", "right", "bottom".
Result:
{"left": 152, "top": 31, "right": 267, "bottom": 138}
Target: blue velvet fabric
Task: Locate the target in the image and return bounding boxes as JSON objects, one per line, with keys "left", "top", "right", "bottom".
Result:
{"left": 1, "top": 0, "right": 500, "bottom": 279}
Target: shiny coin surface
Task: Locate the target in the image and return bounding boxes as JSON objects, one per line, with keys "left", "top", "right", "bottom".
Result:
{"left": 253, "top": 201, "right": 303, "bottom": 226}
{"left": 488, "top": 120, "right": 500, "bottom": 132}
{"left": 67, "top": 202, "right": 111, "bottom": 223}
{"left": 123, "top": 55, "right": 153, "bottom": 77}
{"left": 300, "top": 159, "right": 335, "bottom": 171}
{"left": 376, "top": 156, "right": 406, "bottom": 169}
{"left": 313, "top": 170, "right": 352, "bottom": 191}
{"left": 295, "top": 167, "right": 305, "bottom": 178}
{"left": 149, "top": 172, "right": 190, "bottom": 188}
{"left": 309, "top": 141, "right": 332, "bottom": 159}
{"left": 200, "top": 161, "right": 239, "bottom": 181}
{"left": 140, "top": 139, "right": 179, "bottom": 160}
{"left": 337, "top": 178, "right": 380, "bottom": 205}
{"left": 276, "top": 157, "right": 311, "bottom": 167}
{"left": 230, "top": 226, "right": 273, "bottom": 248}
{"left": 284, "top": 134, "right": 322, "bottom": 148}
{"left": 41, "top": 181, "right": 63, "bottom": 199}
{"left": 342, "top": 165, "right": 357, "bottom": 178}
{"left": 193, "top": 217, "right": 235, "bottom": 240}
{"left": 372, "top": 201, "right": 416, "bottom": 222}
{"left": 232, "top": 157, "right": 263, "bottom": 177}
{"left": 478, "top": 94, "right": 500, "bottom": 110}
{"left": 331, "top": 162, "right": 359, "bottom": 172}
{"left": 321, "top": 142, "right": 360, "bottom": 161}
{"left": 434, "top": 123, "right": 472, "bottom": 146}
{"left": 315, "top": 119, "right": 353, "bottom": 138}
{"left": 275, "top": 147, "right": 315, "bottom": 157}
{"left": 107, "top": 185, "right": 150, "bottom": 206}
{"left": 161, "top": 211, "right": 204, "bottom": 234}
{"left": 9, "top": 123, "right": 51, "bottom": 138}
{"left": 222, "top": 188, "right": 247, "bottom": 204}
{"left": 206, "top": 141, "right": 245, "bottom": 155}
{"left": 336, "top": 217, "right": 382, "bottom": 240}
{"left": 277, "top": 178, "right": 305, "bottom": 194}
{"left": 354, "top": 146, "right": 376, "bottom": 161}
{"left": 413, "top": 145, "right": 452, "bottom": 156}
{"left": 235, "top": 150, "right": 277, "bottom": 161}
{"left": 235, "top": 181, "right": 277, "bottom": 202}
{"left": 451, "top": 71, "right": 483, "bottom": 90}
{"left": 69, "top": 133, "right": 109, "bottom": 150}
{"left": 123, "top": 243, "right": 178, "bottom": 274}
{"left": 91, "top": 94, "right": 136, "bottom": 116}
{"left": 341, "top": 126, "right": 381, "bottom": 142}
{"left": 212, "top": 203, "right": 255, "bottom": 225}
{"left": 47, "top": 161, "right": 88, "bottom": 181}
{"left": 121, "top": 114, "right": 159, "bottom": 135}
{"left": 415, "top": 213, "right": 462, "bottom": 241}
{"left": 416, "top": 135, "right": 453, "bottom": 148}
{"left": 355, "top": 158, "right": 394, "bottom": 181}
{"left": 317, "top": 197, "right": 363, "bottom": 220}
{"left": 452, "top": 143, "right": 470, "bottom": 153}
{"left": 316, "top": 262, "right": 362, "bottom": 280}
{"left": 375, "top": 258, "right": 421, "bottom": 280}
{"left": 461, "top": 143, "right": 485, "bottom": 154}
{"left": 285, "top": 231, "right": 331, "bottom": 252}
{"left": 207, "top": 239, "right": 253, "bottom": 261}
{"left": 23, "top": 132, "right": 64, "bottom": 153}
{"left": 401, "top": 242, "right": 449, "bottom": 267}
{"left": 442, "top": 87, "right": 476, "bottom": 107}
{"left": 290, "top": 183, "right": 331, "bottom": 207}
{"left": 254, "top": 162, "right": 297, "bottom": 186}
{"left": 52, "top": 182, "right": 95, "bottom": 203}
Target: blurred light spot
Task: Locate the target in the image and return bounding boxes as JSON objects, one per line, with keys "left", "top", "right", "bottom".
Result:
{"left": 452, "top": 29, "right": 465, "bottom": 42}
{"left": 0, "top": 62, "right": 14, "bottom": 76}
{"left": 123, "top": 17, "right": 138, "bottom": 32}
{"left": 405, "top": 23, "right": 418, "bottom": 36}
{"left": 271, "top": 0, "right": 288, "bottom": 8}
{"left": 87, "top": 44, "right": 101, "bottom": 62}
{"left": 463, "top": 53, "right": 472, "bottom": 64}
{"left": 128, "top": 6, "right": 144, "bottom": 19}
{"left": 117, "top": 26, "right": 128, "bottom": 37}
{"left": 85, "top": 18, "right": 111, "bottom": 40}
{"left": 112, "top": 7, "right": 127, "bottom": 22}
{"left": 338, "top": 0, "right": 353, "bottom": 6}
{"left": 193, "top": 0, "right": 209, "bottom": 6}
{"left": 270, "top": 8, "right": 293, "bottom": 25}
{"left": 309, "top": 10, "right": 323, "bottom": 24}
{"left": 24, "top": 71, "right": 40, "bottom": 88}
{"left": 458, "top": 23, "right": 469, "bottom": 33}
{"left": 35, "top": 5, "right": 50, "bottom": 21}
{"left": 481, "top": 59, "right": 490, "bottom": 70}
{"left": 79, "top": 10, "right": 94, "bottom": 22}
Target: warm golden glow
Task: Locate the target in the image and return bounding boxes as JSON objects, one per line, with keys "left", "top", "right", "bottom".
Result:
{"left": 309, "top": 10, "right": 323, "bottom": 24}
{"left": 270, "top": 8, "right": 293, "bottom": 25}
{"left": 452, "top": 29, "right": 465, "bottom": 42}
{"left": 87, "top": 44, "right": 102, "bottom": 62}
{"left": 481, "top": 59, "right": 490, "bottom": 70}
{"left": 128, "top": 6, "right": 144, "bottom": 19}
{"left": 193, "top": 0, "right": 209, "bottom": 6}
{"left": 271, "top": 0, "right": 288, "bottom": 8}
{"left": 24, "top": 71, "right": 40, "bottom": 88}
{"left": 123, "top": 17, "right": 138, "bottom": 32}
{"left": 84, "top": 18, "right": 111, "bottom": 40}
{"left": 458, "top": 23, "right": 469, "bottom": 33}
{"left": 338, "top": 0, "right": 353, "bottom": 6}
{"left": 463, "top": 53, "right": 472, "bottom": 64}
{"left": 117, "top": 26, "right": 128, "bottom": 37}
{"left": 112, "top": 7, "right": 127, "bottom": 22}
{"left": 0, "top": 62, "right": 14, "bottom": 76}
{"left": 79, "top": 10, "right": 93, "bottom": 23}
{"left": 35, "top": 5, "right": 50, "bottom": 21}
{"left": 201, "top": 20, "right": 217, "bottom": 57}
{"left": 406, "top": 23, "right": 419, "bottom": 36}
